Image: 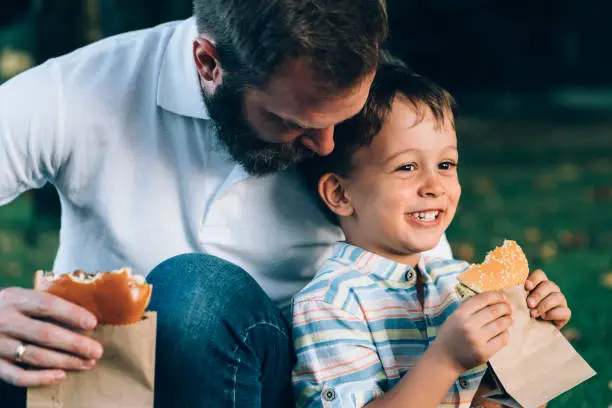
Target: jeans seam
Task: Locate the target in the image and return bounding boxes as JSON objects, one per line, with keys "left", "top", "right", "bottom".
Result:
{"left": 231, "top": 321, "right": 290, "bottom": 407}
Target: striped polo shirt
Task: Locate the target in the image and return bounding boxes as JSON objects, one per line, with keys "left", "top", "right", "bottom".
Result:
{"left": 292, "top": 242, "right": 487, "bottom": 407}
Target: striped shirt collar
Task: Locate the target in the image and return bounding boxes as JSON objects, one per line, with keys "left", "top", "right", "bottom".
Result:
{"left": 330, "top": 242, "right": 432, "bottom": 283}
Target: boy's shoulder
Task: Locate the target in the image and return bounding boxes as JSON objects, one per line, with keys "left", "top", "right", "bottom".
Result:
{"left": 422, "top": 256, "right": 471, "bottom": 272}
{"left": 292, "top": 253, "right": 375, "bottom": 307}
{"left": 421, "top": 256, "right": 472, "bottom": 282}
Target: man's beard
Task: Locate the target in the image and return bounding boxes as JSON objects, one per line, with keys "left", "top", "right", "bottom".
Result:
{"left": 202, "top": 80, "right": 315, "bottom": 176}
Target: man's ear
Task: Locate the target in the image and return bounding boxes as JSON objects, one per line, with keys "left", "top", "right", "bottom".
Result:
{"left": 193, "top": 36, "right": 222, "bottom": 86}
{"left": 318, "top": 173, "right": 354, "bottom": 218}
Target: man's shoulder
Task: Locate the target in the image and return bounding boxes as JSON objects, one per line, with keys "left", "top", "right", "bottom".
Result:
{"left": 38, "top": 19, "right": 187, "bottom": 103}
{"left": 52, "top": 19, "right": 182, "bottom": 68}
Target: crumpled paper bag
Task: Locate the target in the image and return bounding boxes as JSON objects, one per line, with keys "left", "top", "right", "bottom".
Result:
{"left": 482, "top": 286, "right": 595, "bottom": 408}
{"left": 27, "top": 311, "right": 156, "bottom": 408}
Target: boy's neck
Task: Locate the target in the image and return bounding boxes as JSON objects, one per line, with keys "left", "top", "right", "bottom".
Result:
{"left": 344, "top": 238, "right": 422, "bottom": 269}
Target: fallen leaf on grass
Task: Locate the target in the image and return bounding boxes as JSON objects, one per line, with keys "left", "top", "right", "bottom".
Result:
{"left": 539, "top": 242, "right": 558, "bottom": 260}
{"left": 561, "top": 327, "right": 581, "bottom": 342}
{"left": 600, "top": 272, "right": 612, "bottom": 289}
{"left": 525, "top": 227, "right": 541, "bottom": 244}
{"left": 454, "top": 243, "right": 475, "bottom": 263}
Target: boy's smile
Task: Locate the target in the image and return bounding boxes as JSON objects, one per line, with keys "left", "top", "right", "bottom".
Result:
{"left": 336, "top": 94, "right": 461, "bottom": 266}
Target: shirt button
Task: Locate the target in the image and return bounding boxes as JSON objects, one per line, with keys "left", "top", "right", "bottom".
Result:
{"left": 322, "top": 388, "right": 336, "bottom": 401}
{"left": 406, "top": 270, "right": 416, "bottom": 282}
{"left": 458, "top": 378, "right": 469, "bottom": 389}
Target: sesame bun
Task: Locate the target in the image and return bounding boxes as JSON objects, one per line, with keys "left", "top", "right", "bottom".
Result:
{"left": 457, "top": 240, "right": 529, "bottom": 295}
{"left": 34, "top": 268, "right": 152, "bottom": 325}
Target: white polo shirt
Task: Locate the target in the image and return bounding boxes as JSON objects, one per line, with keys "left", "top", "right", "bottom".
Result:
{"left": 0, "top": 18, "right": 452, "bottom": 304}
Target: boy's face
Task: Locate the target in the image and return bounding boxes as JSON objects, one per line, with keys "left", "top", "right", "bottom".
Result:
{"left": 340, "top": 96, "right": 460, "bottom": 264}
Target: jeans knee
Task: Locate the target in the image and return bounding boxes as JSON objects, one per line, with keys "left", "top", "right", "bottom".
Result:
{"left": 147, "top": 253, "right": 285, "bottom": 337}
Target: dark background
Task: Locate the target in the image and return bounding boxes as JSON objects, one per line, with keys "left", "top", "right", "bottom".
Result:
{"left": 0, "top": 2, "right": 610, "bottom": 406}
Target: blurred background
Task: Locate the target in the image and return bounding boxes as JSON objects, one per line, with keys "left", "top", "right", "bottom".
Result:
{"left": 0, "top": 1, "right": 610, "bottom": 406}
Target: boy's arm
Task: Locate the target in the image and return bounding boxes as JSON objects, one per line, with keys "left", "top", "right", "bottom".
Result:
{"left": 364, "top": 341, "right": 461, "bottom": 408}
{"left": 292, "top": 299, "right": 462, "bottom": 408}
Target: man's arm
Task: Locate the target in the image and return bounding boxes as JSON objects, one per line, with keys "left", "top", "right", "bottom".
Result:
{"left": 0, "top": 64, "right": 101, "bottom": 388}
{"left": 0, "top": 60, "right": 68, "bottom": 206}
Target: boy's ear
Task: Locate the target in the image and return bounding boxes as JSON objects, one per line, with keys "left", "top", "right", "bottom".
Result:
{"left": 318, "top": 173, "right": 354, "bottom": 218}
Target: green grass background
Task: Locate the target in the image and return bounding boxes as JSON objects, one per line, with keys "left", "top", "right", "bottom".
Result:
{"left": 0, "top": 114, "right": 610, "bottom": 407}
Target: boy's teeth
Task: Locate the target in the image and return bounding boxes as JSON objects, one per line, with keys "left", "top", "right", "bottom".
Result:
{"left": 412, "top": 211, "right": 440, "bottom": 221}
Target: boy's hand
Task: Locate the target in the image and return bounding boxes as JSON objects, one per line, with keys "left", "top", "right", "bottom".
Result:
{"left": 525, "top": 269, "right": 571, "bottom": 329}
{"left": 432, "top": 292, "right": 513, "bottom": 373}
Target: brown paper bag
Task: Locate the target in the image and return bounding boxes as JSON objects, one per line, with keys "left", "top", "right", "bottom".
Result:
{"left": 27, "top": 311, "right": 157, "bottom": 408}
{"left": 481, "top": 286, "right": 596, "bottom": 408}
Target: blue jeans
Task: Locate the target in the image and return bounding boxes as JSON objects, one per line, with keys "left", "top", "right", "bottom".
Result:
{"left": 0, "top": 253, "right": 294, "bottom": 407}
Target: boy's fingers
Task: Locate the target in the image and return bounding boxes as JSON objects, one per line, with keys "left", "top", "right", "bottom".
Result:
{"left": 473, "top": 302, "right": 512, "bottom": 327}
{"left": 526, "top": 280, "right": 560, "bottom": 308}
{"left": 525, "top": 269, "right": 548, "bottom": 290}
{"left": 530, "top": 292, "right": 567, "bottom": 318}
{"left": 463, "top": 292, "right": 507, "bottom": 314}
{"left": 486, "top": 328, "right": 510, "bottom": 353}
{"left": 481, "top": 315, "right": 513, "bottom": 340}
{"left": 542, "top": 307, "right": 572, "bottom": 328}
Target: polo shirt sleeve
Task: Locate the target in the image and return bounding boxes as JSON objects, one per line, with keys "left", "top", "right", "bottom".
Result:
{"left": 292, "top": 299, "right": 386, "bottom": 408}
{"left": 0, "top": 61, "right": 68, "bottom": 205}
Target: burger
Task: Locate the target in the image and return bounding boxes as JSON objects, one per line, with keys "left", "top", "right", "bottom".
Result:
{"left": 34, "top": 268, "right": 152, "bottom": 325}
{"left": 456, "top": 240, "right": 529, "bottom": 298}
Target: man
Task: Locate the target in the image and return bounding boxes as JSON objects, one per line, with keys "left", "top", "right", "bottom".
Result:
{"left": 0, "top": 1, "right": 451, "bottom": 406}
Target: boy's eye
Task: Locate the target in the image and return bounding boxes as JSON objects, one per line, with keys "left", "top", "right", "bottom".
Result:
{"left": 397, "top": 163, "right": 416, "bottom": 172}
{"left": 439, "top": 161, "right": 458, "bottom": 170}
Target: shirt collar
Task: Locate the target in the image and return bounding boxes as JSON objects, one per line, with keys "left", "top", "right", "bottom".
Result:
{"left": 156, "top": 17, "right": 210, "bottom": 119}
{"left": 331, "top": 242, "right": 430, "bottom": 282}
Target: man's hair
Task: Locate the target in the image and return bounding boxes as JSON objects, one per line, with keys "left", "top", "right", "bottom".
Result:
{"left": 193, "top": 0, "right": 388, "bottom": 91}
{"left": 298, "top": 53, "right": 458, "bottom": 225}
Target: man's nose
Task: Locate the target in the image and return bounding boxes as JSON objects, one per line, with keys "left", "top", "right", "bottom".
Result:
{"left": 300, "top": 126, "right": 335, "bottom": 156}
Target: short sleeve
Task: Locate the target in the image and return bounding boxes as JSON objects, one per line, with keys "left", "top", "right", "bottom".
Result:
{"left": 292, "top": 299, "right": 386, "bottom": 408}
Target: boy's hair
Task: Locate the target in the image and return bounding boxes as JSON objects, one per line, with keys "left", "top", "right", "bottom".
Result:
{"left": 193, "top": 0, "right": 388, "bottom": 92}
{"left": 298, "top": 53, "right": 457, "bottom": 225}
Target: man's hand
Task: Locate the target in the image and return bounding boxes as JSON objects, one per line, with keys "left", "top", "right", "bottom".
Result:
{"left": 525, "top": 269, "right": 571, "bottom": 329}
{"left": 0, "top": 287, "right": 103, "bottom": 387}
{"left": 431, "top": 292, "right": 513, "bottom": 373}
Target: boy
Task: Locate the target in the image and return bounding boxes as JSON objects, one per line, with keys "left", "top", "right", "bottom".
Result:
{"left": 292, "top": 59, "right": 571, "bottom": 407}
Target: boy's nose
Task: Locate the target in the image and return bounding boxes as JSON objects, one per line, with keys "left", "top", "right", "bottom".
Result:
{"left": 300, "top": 126, "right": 335, "bottom": 156}
{"left": 419, "top": 173, "right": 445, "bottom": 198}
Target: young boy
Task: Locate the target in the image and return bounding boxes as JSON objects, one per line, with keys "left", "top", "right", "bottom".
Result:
{"left": 291, "top": 58, "right": 571, "bottom": 408}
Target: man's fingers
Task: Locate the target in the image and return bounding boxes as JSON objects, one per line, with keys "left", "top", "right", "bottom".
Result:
{"left": 0, "top": 358, "right": 65, "bottom": 388}
{"left": 0, "top": 336, "right": 96, "bottom": 371}
{"left": 542, "top": 307, "right": 572, "bottom": 328}
{"left": 527, "top": 281, "right": 562, "bottom": 309}
{"left": 1, "top": 288, "right": 97, "bottom": 330}
{"left": 525, "top": 269, "right": 548, "bottom": 290}
{"left": 0, "top": 314, "right": 103, "bottom": 361}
